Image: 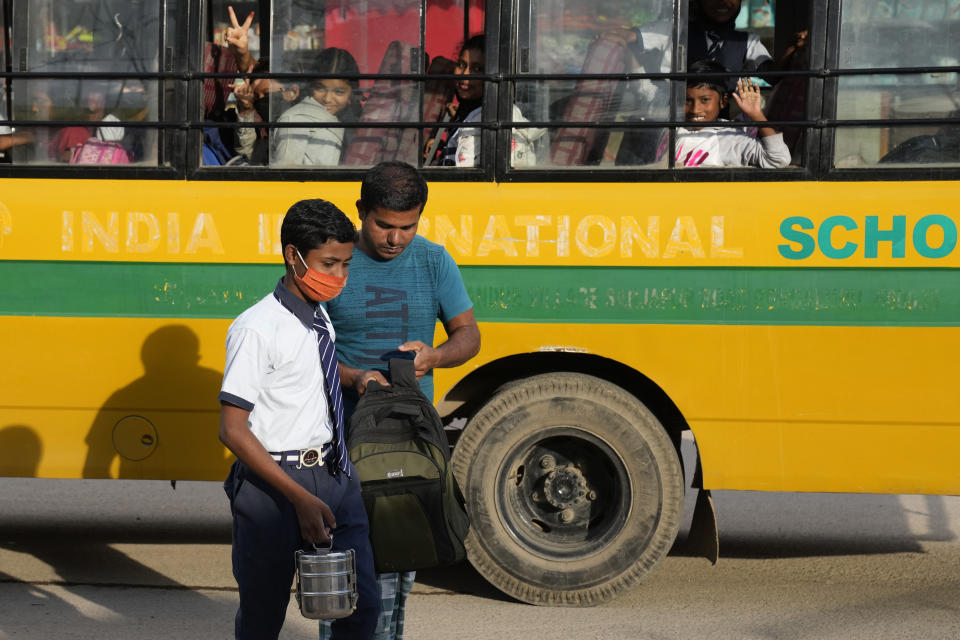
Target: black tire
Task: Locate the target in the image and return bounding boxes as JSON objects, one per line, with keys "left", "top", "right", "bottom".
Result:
{"left": 451, "top": 373, "right": 684, "bottom": 606}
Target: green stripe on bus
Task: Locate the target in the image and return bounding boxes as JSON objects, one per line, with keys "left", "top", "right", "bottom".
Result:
{"left": 1, "top": 261, "right": 958, "bottom": 326}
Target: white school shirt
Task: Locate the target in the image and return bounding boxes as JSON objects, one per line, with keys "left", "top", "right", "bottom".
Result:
{"left": 701, "top": 31, "right": 773, "bottom": 71}
{"left": 676, "top": 122, "right": 790, "bottom": 169}
{"left": 454, "top": 105, "right": 546, "bottom": 167}
{"left": 219, "top": 280, "right": 334, "bottom": 452}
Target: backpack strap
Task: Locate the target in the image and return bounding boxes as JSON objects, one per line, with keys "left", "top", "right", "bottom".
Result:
{"left": 387, "top": 357, "right": 419, "bottom": 390}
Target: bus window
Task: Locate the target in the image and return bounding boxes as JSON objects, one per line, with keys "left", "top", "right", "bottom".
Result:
{"left": 9, "top": 0, "right": 163, "bottom": 166}
{"left": 835, "top": 0, "right": 960, "bottom": 167}
{"left": 266, "top": 0, "right": 411, "bottom": 168}
{"left": 419, "top": 0, "right": 485, "bottom": 168}
{"left": 761, "top": 2, "right": 813, "bottom": 167}
{"left": 515, "top": 0, "right": 677, "bottom": 169}
{"left": 202, "top": 1, "right": 485, "bottom": 169}
{"left": 512, "top": 1, "right": 815, "bottom": 171}
{"left": 1, "top": 8, "right": 12, "bottom": 163}
{"left": 201, "top": 1, "right": 262, "bottom": 164}
{"left": 679, "top": 1, "right": 813, "bottom": 169}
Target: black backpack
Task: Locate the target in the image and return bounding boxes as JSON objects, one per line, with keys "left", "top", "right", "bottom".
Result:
{"left": 346, "top": 358, "right": 470, "bottom": 572}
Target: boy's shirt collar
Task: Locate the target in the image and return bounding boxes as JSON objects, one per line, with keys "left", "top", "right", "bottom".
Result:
{"left": 273, "top": 278, "right": 318, "bottom": 328}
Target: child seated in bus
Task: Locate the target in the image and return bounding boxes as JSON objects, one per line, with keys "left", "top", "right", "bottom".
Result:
{"left": 428, "top": 35, "right": 544, "bottom": 167}
{"left": 272, "top": 47, "right": 361, "bottom": 166}
{"left": 49, "top": 91, "right": 127, "bottom": 163}
{"left": 676, "top": 60, "right": 790, "bottom": 168}
{"left": 215, "top": 7, "right": 300, "bottom": 164}
{"left": 602, "top": 0, "right": 808, "bottom": 110}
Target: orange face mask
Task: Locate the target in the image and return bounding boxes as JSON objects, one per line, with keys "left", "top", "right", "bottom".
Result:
{"left": 293, "top": 248, "right": 347, "bottom": 302}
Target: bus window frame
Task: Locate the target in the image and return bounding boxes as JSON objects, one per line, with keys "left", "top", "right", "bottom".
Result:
{"left": 0, "top": 0, "right": 181, "bottom": 180}
{"left": 0, "top": 0, "right": 958, "bottom": 182}
{"left": 492, "top": 0, "right": 960, "bottom": 184}
{"left": 819, "top": 0, "right": 960, "bottom": 181}
{"left": 189, "top": 0, "right": 497, "bottom": 183}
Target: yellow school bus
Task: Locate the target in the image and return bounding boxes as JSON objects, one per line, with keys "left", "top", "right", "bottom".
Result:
{"left": 1, "top": 0, "right": 958, "bottom": 606}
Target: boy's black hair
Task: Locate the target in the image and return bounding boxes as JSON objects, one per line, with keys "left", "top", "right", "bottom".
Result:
{"left": 359, "top": 161, "right": 428, "bottom": 213}
{"left": 687, "top": 59, "right": 730, "bottom": 98}
{"left": 280, "top": 199, "right": 355, "bottom": 256}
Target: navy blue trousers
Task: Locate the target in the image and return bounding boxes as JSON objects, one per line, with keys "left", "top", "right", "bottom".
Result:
{"left": 225, "top": 458, "right": 379, "bottom": 640}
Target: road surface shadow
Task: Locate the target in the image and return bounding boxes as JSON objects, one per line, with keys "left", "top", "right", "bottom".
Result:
{"left": 0, "top": 516, "right": 229, "bottom": 546}
{"left": 415, "top": 561, "right": 514, "bottom": 602}
{"left": 671, "top": 489, "right": 954, "bottom": 559}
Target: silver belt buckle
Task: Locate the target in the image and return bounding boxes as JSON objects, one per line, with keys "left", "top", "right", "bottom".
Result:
{"left": 297, "top": 447, "right": 323, "bottom": 469}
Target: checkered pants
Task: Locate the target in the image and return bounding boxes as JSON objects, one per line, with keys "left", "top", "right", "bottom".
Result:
{"left": 319, "top": 571, "right": 415, "bottom": 640}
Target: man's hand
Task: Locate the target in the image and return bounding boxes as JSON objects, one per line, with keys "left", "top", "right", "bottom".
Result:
{"left": 394, "top": 310, "right": 480, "bottom": 381}
{"left": 355, "top": 369, "right": 389, "bottom": 394}
{"left": 398, "top": 341, "right": 441, "bottom": 380}
{"left": 292, "top": 491, "right": 336, "bottom": 545}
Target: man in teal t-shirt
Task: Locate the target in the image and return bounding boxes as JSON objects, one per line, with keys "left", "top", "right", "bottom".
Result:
{"left": 323, "top": 161, "right": 481, "bottom": 640}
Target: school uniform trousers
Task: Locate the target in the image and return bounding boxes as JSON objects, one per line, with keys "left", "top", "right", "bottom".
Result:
{"left": 225, "top": 454, "right": 380, "bottom": 640}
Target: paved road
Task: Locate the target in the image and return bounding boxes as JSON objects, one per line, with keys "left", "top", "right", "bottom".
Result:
{"left": 1, "top": 477, "right": 958, "bottom": 640}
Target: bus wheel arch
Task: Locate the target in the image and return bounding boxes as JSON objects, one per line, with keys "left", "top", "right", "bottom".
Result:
{"left": 449, "top": 364, "right": 688, "bottom": 605}
{"left": 440, "top": 352, "right": 691, "bottom": 449}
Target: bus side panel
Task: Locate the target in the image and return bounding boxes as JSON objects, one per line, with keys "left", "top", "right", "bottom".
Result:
{"left": 0, "top": 316, "right": 232, "bottom": 480}
{"left": 436, "top": 322, "right": 960, "bottom": 495}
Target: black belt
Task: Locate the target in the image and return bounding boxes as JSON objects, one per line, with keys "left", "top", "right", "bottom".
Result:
{"left": 269, "top": 444, "right": 332, "bottom": 469}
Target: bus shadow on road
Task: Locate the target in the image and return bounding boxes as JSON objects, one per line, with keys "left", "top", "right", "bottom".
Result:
{"left": 0, "top": 477, "right": 232, "bottom": 627}
{"left": 0, "top": 525, "right": 231, "bottom": 635}
{"left": 415, "top": 561, "right": 515, "bottom": 602}
{"left": 671, "top": 489, "right": 956, "bottom": 559}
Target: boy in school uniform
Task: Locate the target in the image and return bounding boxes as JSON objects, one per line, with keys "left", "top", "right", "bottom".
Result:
{"left": 218, "top": 198, "right": 379, "bottom": 640}
{"left": 676, "top": 60, "right": 791, "bottom": 168}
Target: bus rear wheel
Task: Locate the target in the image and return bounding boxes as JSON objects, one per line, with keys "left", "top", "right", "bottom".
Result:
{"left": 451, "top": 372, "right": 684, "bottom": 606}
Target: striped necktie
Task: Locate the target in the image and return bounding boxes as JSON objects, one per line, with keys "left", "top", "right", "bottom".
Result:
{"left": 705, "top": 30, "right": 723, "bottom": 59}
{"left": 313, "top": 312, "right": 349, "bottom": 477}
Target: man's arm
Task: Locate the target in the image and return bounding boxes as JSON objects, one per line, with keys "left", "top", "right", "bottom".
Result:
{"left": 219, "top": 402, "right": 335, "bottom": 543}
{"left": 338, "top": 362, "right": 389, "bottom": 395}
{"left": 399, "top": 308, "right": 481, "bottom": 380}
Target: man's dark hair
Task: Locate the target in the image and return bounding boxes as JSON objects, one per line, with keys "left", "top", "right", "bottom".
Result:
{"left": 359, "top": 161, "right": 428, "bottom": 213}
{"left": 687, "top": 59, "right": 730, "bottom": 97}
{"left": 280, "top": 199, "right": 355, "bottom": 256}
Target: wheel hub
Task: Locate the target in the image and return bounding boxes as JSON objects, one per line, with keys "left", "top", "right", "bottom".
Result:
{"left": 542, "top": 464, "right": 588, "bottom": 509}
